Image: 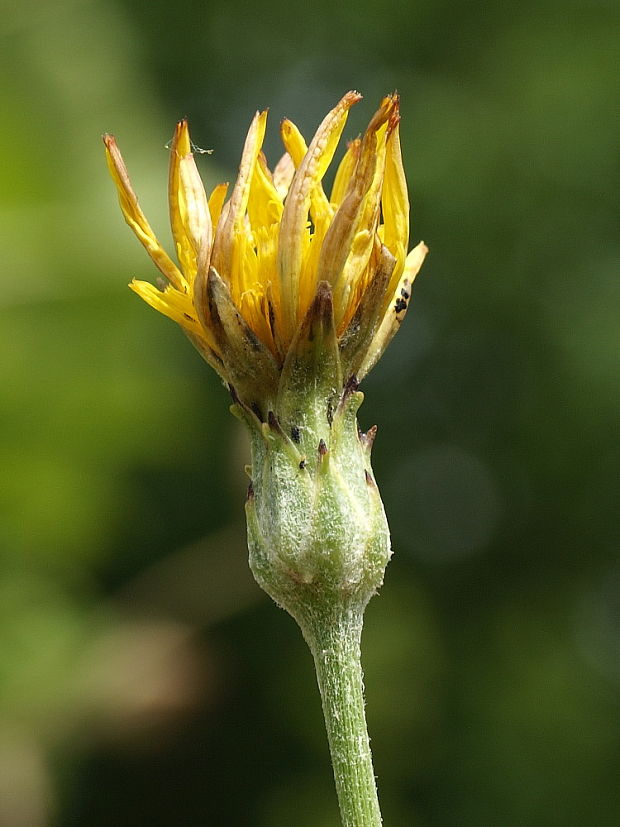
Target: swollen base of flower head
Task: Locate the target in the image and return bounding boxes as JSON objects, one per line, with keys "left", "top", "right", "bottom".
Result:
{"left": 244, "top": 388, "right": 391, "bottom": 623}
{"left": 233, "top": 282, "right": 392, "bottom": 624}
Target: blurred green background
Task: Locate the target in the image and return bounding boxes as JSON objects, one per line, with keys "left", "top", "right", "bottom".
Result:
{"left": 2, "top": 0, "right": 619, "bottom": 824}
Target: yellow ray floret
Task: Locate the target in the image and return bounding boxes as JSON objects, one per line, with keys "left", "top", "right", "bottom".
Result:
{"left": 104, "top": 91, "right": 427, "bottom": 391}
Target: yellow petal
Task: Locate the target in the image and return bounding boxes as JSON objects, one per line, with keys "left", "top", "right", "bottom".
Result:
{"left": 168, "top": 120, "right": 193, "bottom": 277}
{"left": 358, "top": 240, "right": 428, "bottom": 379}
{"left": 278, "top": 90, "right": 361, "bottom": 341}
{"left": 168, "top": 121, "right": 212, "bottom": 284}
{"left": 180, "top": 156, "right": 212, "bottom": 280}
{"left": 280, "top": 119, "right": 333, "bottom": 225}
{"left": 247, "top": 152, "right": 283, "bottom": 232}
{"left": 279, "top": 118, "right": 307, "bottom": 167}
{"left": 208, "top": 182, "right": 229, "bottom": 228}
{"left": 298, "top": 210, "right": 332, "bottom": 318}
{"left": 103, "top": 134, "right": 185, "bottom": 290}
{"left": 238, "top": 288, "right": 277, "bottom": 356}
{"left": 272, "top": 152, "right": 295, "bottom": 200}
{"left": 381, "top": 115, "right": 409, "bottom": 292}
{"left": 129, "top": 278, "right": 202, "bottom": 337}
{"left": 330, "top": 138, "right": 360, "bottom": 206}
{"left": 211, "top": 110, "right": 268, "bottom": 288}
{"left": 316, "top": 95, "right": 397, "bottom": 325}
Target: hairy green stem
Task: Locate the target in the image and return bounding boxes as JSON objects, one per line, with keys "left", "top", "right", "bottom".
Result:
{"left": 302, "top": 604, "right": 382, "bottom": 826}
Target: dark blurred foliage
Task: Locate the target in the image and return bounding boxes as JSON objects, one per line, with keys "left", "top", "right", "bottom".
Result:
{"left": 1, "top": 0, "right": 619, "bottom": 824}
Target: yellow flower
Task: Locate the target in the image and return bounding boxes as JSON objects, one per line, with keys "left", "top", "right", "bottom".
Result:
{"left": 104, "top": 92, "right": 427, "bottom": 405}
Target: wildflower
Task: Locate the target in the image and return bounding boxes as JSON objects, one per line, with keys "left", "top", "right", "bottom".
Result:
{"left": 105, "top": 93, "right": 428, "bottom": 826}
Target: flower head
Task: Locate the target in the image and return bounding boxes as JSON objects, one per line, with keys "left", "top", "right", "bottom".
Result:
{"left": 105, "top": 94, "right": 428, "bottom": 724}
{"left": 104, "top": 92, "right": 427, "bottom": 410}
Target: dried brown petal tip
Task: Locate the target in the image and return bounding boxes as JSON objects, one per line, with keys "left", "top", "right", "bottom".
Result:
{"left": 360, "top": 425, "right": 378, "bottom": 452}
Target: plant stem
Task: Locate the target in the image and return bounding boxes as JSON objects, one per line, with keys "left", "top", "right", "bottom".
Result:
{"left": 302, "top": 603, "right": 382, "bottom": 827}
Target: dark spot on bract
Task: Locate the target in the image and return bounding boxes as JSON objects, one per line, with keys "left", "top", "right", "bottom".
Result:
{"left": 394, "top": 298, "right": 407, "bottom": 314}
{"left": 291, "top": 426, "right": 301, "bottom": 443}
{"left": 318, "top": 439, "right": 328, "bottom": 456}
{"left": 344, "top": 374, "right": 359, "bottom": 396}
{"left": 299, "top": 459, "right": 306, "bottom": 470}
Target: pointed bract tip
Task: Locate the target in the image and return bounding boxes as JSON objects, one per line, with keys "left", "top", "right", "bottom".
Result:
{"left": 313, "top": 280, "right": 334, "bottom": 313}
{"left": 360, "top": 424, "right": 378, "bottom": 452}
{"left": 301, "top": 281, "right": 335, "bottom": 335}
